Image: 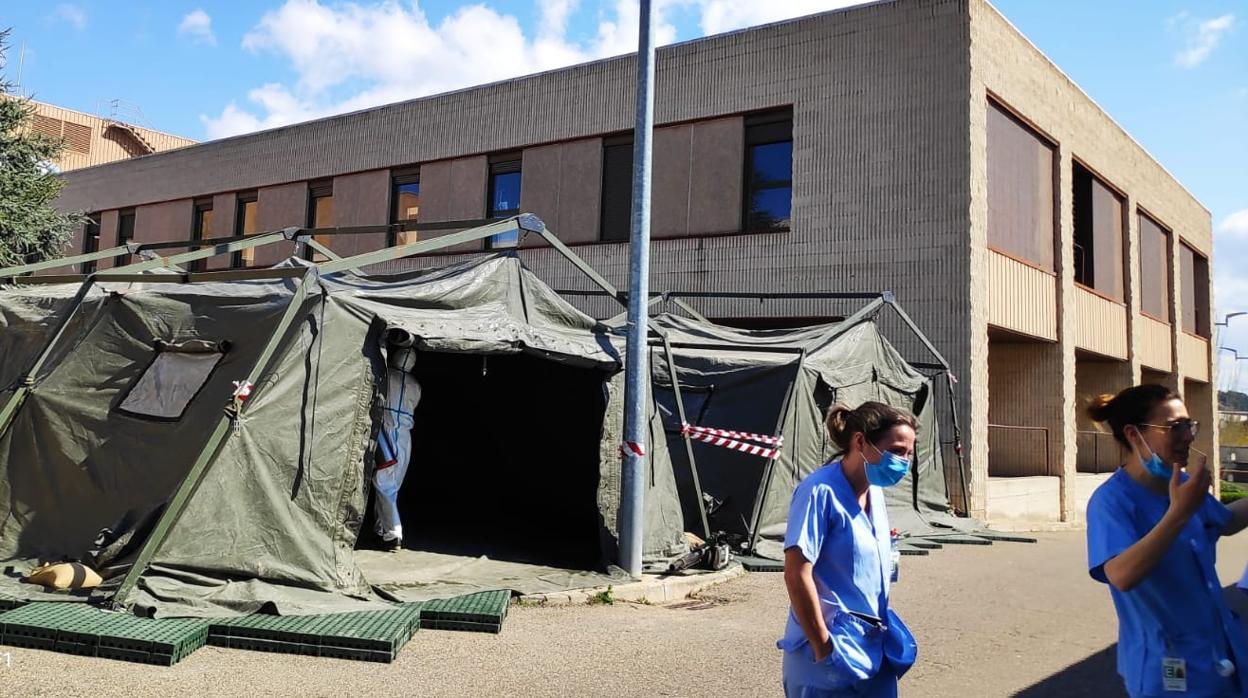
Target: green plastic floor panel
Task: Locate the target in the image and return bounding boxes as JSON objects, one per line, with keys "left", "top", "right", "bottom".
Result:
{"left": 208, "top": 603, "right": 424, "bottom": 663}
{"left": 0, "top": 602, "right": 209, "bottom": 666}
{"left": 419, "top": 590, "right": 510, "bottom": 633}
{"left": 420, "top": 618, "right": 503, "bottom": 634}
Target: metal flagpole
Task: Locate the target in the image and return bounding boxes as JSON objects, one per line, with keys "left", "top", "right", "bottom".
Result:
{"left": 619, "top": 0, "right": 656, "bottom": 579}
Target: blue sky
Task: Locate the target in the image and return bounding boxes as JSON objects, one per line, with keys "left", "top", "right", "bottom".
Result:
{"left": 5, "top": 1, "right": 1247, "bottom": 384}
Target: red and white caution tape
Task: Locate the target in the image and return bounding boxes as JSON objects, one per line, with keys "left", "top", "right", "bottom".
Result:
{"left": 681, "top": 423, "right": 784, "bottom": 447}
{"left": 681, "top": 423, "right": 782, "bottom": 460}
{"left": 620, "top": 441, "right": 646, "bottom": 458}
{"left": 232, "top": 380, "right": 254, "bottom": 401}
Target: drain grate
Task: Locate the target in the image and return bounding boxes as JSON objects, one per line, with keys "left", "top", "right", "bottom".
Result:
{"left": 735, "top": 555, "right": 784, "bottom": 572}
{"left": 419, "top": 590, "right": 510, "bottom": 634}
{"left": 0, "top": 602, "right": 209, "bottom": 665}
{"left": 666, "top": 600, "right": 718, "bottom": 611}
{"left": 208, "top": 603, "right": 424, "bottom": 663}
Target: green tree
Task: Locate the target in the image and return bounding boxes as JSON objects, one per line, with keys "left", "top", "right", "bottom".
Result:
{"left": 0, "top": 29, "right": 80, "bottom": 268}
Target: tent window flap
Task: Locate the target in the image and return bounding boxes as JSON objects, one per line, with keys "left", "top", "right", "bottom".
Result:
{"left": 117, "top": 342, "right": 226, "bottom": 421}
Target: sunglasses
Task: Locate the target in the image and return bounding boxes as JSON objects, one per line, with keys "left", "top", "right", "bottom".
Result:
{"left": 1138, "top": 419, "right": 1200, "bottom": 438}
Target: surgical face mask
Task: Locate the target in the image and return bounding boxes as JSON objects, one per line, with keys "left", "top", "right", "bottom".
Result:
{"left": 866, "top": 442, "right": 911, "bottom": 488}
{"left": 1130, "top": 426, "right": 1172, "bottom": 480}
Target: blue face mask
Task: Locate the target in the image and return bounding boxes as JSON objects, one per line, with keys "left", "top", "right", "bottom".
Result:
{"left": 866, "top": 442, "right": 911, "bottom": 488}
{"left": 1131, "top": 427, "right": 1172, "bottom": 479}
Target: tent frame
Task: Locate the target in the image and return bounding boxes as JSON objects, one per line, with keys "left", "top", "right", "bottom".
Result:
{"left": 0, "top": 214, "right": 970, "bottom": 606}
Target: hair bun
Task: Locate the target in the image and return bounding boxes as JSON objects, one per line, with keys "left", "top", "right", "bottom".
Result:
{"left": 1086, "top": 393, "right": 1116, "bottom": 423}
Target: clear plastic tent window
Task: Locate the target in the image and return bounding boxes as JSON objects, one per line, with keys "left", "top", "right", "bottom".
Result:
{"left": 118, "top": 348, "right": 224, "bottom": 421}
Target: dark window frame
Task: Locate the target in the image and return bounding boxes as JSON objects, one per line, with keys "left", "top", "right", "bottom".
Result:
{"left": 742, "top": 109, "right": 794, "bottom": 234}
{"left": 116, "top": 208, "right": 137, "bottom": 267}
{"left": 600, "top": 134, "right": 634, "bottom": 242}
{"left": 1137, "top": 210, "right": 1173, "bottom": 324}
{"left": 486, "top": 154, "right": 522, "bottom": 250}
{"left": 304, "top": 181, "right": 333, "bottom": 261}
{"left": 1179, "top": 241, "right": 1211, "bottom": 338}
{"left": 985, "top": 97, "right": 1059, "bottom": 273}
{"left": 389, "top": 167, "right": 421, "bottom": 247}
{"left": 189, "top": 198, "right": 213, "bottom": 272}
{"left": 231, "top": 191, "right": 259, "bottom": 269}
{"left": 1071, "top": 160, "right": 1126, "bottom": 301}
{"left": 81, "top": 213, "right": 101, "bottom": 274}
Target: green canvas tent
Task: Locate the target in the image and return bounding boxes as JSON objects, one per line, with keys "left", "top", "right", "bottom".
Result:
{"left": 0, "top": 215, "right": 975, "bottom": 618}
{"left": 641, "top": 311, "right": 964, "bottom": 560}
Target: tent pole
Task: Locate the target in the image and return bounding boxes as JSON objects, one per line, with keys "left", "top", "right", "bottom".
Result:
{"left": 317, "top": 217, "right": 528, "bottom": 275}
{"left": 97, "top": 231, "right": 289, "bottom": 275}
{"left": 0, "top": 277, "right": 95, "bottom": 438}
{"left": 944, "top": 371, "right": 971, "bottom": 516}
{"left": 619, "top": 0, "right": 656, "bottom": 578}
{"left": 881, "top": 292, "right": 951, "bottom": 370}
{"left": 746, "top": 353, "right": 805, "bottom": 553}
{"left": 808, "top": 297, "right": 887, "bottom": 354}
{"left": 0, "top": 245, "right": 131, "bottom": 280}
{"left": 606, "top": 295, "right": 663, "bottom": 326}
{"left": 110, "top": 270, "right": 317, "bottom": 608}
{"left": 659, "top": 331, "right": 712, "bottom": 540}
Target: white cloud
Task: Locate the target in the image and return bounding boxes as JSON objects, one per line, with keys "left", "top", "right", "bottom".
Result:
{"left": 1174, "top": 13, "right": 1235, "bottom": 69}
{"left": 178, "top": 9, "right": 218, "bottom": 47}
{"left": 49, "top": 4, "right": 87, "bottom": 31}
{"left": 202, "top": 0, "right": 868, "bottom": 139}
{"left": 1218, "top": 209, "right": 1248, "bottom": 239}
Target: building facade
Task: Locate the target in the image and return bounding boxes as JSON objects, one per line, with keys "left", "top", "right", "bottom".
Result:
{"left": 52, "top": 0, "right": 1216, "bottom": 524}
{"left": 26, "top": 100, "right": 195, "bottom": 172}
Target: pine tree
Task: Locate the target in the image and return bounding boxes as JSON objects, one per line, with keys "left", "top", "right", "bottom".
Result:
{"left": 0, "top": 29, "right": 80, "bottom": 267}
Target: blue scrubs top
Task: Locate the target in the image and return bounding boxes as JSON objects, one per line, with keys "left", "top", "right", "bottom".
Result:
{"left": 778, "top": 460, "right": 891, "bottom": 653}
{"left": 1087, "top": 468, "right": 1248, "bottom": 697}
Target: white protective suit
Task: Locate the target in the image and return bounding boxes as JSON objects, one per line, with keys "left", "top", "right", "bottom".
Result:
{"left": 374, "top": 345, "right": 421, "bottom": 544}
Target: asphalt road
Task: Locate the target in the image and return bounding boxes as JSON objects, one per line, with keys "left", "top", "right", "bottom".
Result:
{"left": 6, "top": 530, "right": 1248, "bottom": 697}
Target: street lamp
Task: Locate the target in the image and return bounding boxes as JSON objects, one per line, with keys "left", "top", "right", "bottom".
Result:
{"left": 1217, "top": 312, "right": 1247, "bottom": 326}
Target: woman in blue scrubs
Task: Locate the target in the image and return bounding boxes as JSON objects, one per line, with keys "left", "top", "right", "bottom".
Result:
{"left": 779, "top": 401, "right": 919, "bottom": 698}
{"left": 1087, "top": 384, "right": 1248, "bottom": 697}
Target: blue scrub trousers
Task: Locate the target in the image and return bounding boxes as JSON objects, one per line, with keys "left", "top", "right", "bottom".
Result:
{"left": 782, "top": 649, "right": 898, "bottom": 698}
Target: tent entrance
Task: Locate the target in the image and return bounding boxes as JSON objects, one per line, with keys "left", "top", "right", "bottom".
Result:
{"left": 359, "top": 350, "right": 610, "bottom": 576}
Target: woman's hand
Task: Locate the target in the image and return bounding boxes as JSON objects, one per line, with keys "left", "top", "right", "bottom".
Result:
{"left": 1168, "top": 454, "right": 1210, "bottom": 523}
{"left": 1103, "top": 456, "right": 1208, "bottom": 592}
{"left": 812, "top": 636, "right": 833, "bottom": 663}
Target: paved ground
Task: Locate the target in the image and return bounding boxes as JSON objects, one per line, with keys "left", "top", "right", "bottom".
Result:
{"left": 6, "top": 530, "right": 1248, "bottom": 697}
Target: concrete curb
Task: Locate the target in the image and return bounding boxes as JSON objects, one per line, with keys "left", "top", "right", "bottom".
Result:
{"left": 987, "top": 520, "right": 1087, "bottom": 533}
{"left": 517, "top": 562, "right": 747, "bottom": 606}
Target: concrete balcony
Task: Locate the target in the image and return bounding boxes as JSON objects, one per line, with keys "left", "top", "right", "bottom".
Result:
{"left": 988, "top": 250, "right": 1057, "bottom": 340}
{"left": 1073, "top": 286, "right": 1128, "bottom": 359}
{"left": 1178, "top": 332, "right": 1210, "bottom": 383}
{"left": 1138, "top": 315, "right": 1173, "bottom": 372}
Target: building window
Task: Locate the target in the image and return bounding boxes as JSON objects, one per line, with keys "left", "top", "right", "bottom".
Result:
{"left": 81, "top": 214, "right": 101, "bottom": 274}
{"left": 307, "top": 181, "right": 333, "bottom": 261}
{"left": 1180, "top": 242, "right": 1210, "bottom": 338}
{"left": 1138, "top": 212, "right": 1172, "bottom": 322}
{"left": 116, "top": 209, "right": 136, "bottom": 267}
{"left": 600, "top": 136, "right": 634, "bottom": 242}
{"left": 391, "top": 169, "right": 420, "bottom": 247}
{"left": 487, "top": 156, "right": 522, "bottom": 249}
{"left": 743, "top": 110, "right": 793, "bottom": 233}
{"left": 986, "top": 101, "right": 1056, "bottom": 271}
{"left": 1071, "top": 162, "right": 1124, "bottom": 300}
{"left": 189, "top": 199, "right": 214, "bottom": 272}
{"left": 232, "top": 192, "right": 259, "bottom": 268}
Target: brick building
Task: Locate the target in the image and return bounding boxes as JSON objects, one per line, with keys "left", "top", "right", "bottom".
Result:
{"left": 52, "top": 0, "right": 1216, "bottom": 524}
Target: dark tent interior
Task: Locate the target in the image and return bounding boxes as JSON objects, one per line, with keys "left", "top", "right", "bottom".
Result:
{"left": 359, "top": 351, "right": 611, "bottom": 571}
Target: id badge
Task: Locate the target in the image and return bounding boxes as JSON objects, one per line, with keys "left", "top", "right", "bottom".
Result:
{"left": 1163, "top": 657, "right": 1187, "bottom": 692}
